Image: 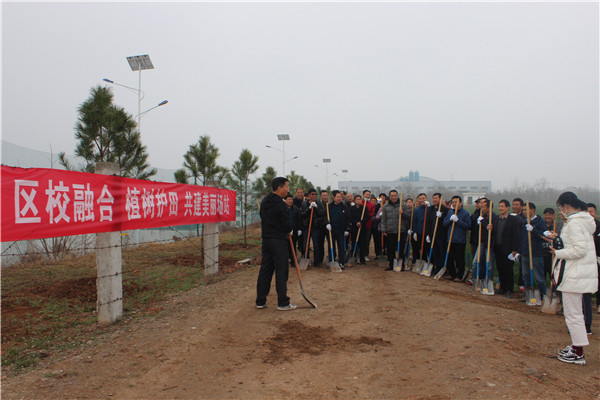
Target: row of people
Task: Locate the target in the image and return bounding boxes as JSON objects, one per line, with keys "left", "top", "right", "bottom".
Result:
{"left": 260, "top": 178, "right": 599, "bottom": 365}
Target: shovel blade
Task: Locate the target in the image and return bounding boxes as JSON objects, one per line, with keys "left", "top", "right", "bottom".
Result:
{"left": 298, "top": 257, "right": 310, "bottom": 271}
{"left": 526, "top": 288, "right": 542, "bottom": 306}
{"left": 420, "top": 261, "right": 432, "bottom": 276}
{"left": 393, "top": 258, "right": 403, "bottom": 271}
{"left": 299, "top": 281, "right": 318, "bottom": 308}
{"left": 412, "top": 260, "right": 422, "bottom": 273}
{"left": 329, "top": 261, "right": 342, "bottom": 273}
{"left": 480, "top": 279, "right": 494, "bottom": 295}
{"left": 541, "top": 294, "right": 561, "bottom": 314}
{"left": 433, "top": 266, "right": 447, "bottom": 280}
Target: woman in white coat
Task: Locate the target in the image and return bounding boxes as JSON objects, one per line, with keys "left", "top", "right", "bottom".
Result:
{"left": 551, "top": 192, "right": 598, "bottom": 365}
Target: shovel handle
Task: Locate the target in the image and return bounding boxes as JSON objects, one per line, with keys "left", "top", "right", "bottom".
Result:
{"left": 305, "top": 206, "right": 314, "bottom": 255}
{"left": 289, "top": 234, "right": 303, "bottom": 282}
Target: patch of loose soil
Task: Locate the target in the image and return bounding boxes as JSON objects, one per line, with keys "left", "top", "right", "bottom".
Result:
{"left": 2, "top": 260, "right": 599, "bottom": 400}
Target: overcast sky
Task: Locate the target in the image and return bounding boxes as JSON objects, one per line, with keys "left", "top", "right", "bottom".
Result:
{"left": 2, "top": 1, "right": 599, "bottom": 191}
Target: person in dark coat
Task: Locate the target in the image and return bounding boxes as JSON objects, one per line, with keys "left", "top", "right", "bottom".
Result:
{"left": 300, "top": 188, "right": 326, "bottom": 267}
{"left": 471, "top": 199, "right": 499, "bottom": 284}
{"left": 425, "top": 193, "right": 450, "bottom": 275}
{"left": 517, "top": 202, "right": 553, "bottom": 298}
{"left": 349, "top": 195, "right": 370, "bottom": 264}
{"left": 324, "top": 190, "right": 351, "bottom": 266}
{"left": 494, "top": 199, "right": 521, "bottom": 297}
{"left": 256, "top": 177, "right": 295, "bottom": 310}
{"left": 293, "top": 188, "right": 305, "bottom": 255}
{"left": 285, "top": 194, "right": 302, "bottom": 267}
{"left": 443, "top": 196, "right": 472, "bottom": 281}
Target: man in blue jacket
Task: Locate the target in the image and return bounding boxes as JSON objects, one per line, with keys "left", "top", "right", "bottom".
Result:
{"left": 412, "top": 193, "right": 430, "bottom": 264}
{"left": 442, "top": 195, "right": 471, "bottom": 281}
{"left": 517, "top": 202, "right": 553, "bottom": 298}
{"left": 256, "top": 177, "right": 296, "bottom": 311}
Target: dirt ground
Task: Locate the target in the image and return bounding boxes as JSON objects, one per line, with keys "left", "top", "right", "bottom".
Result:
{"left": 2, "top": 258, "right": 599, "bottom": 399}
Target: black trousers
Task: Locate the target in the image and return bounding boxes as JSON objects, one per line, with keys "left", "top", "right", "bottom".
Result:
{"left": 446, "top": 242, "right": 466, "bottom": 279}
{"left": 256, "top": 238, "right": 290, "bottom": 307}
{"left": 431, "top": 237, "right": 446, "bottom": 273}
{"left": 495, "top": 244, "right": 515, "bottom": 292}
{"left": 350, "top": 228, "right": 370, "bottom": 262}
{"left": 412, "top": 234, "right": 431, "bottom": 262}
{"left": 373, "top": 229, "right": 384, "bottom": 256}
{"left": 385, "top": 232, "right": 407, "bottom": 267}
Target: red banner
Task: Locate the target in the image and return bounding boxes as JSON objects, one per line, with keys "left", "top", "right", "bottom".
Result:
{"left": 1, "top": 166, "right": 237, "bottom": 242}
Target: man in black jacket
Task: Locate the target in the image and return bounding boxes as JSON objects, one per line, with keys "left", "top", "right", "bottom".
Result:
{"left": 256, "top": 177, "right": 296, "bottom": 311}
{"left": 494, "top": 199, "right": 520, "bottom": 297}
{"left": 324, "top": 190, "right": 351, "bottom": 267}
{"left": 349, "top": 195, "right": 370, "bottom": 264}
{"left": 300, "top": 189, "right": 326, "bottom": 267}
{"left": 425, "top": 193, "right": 450, "bottom": 275}
{"left": 285, "top": 194, "right": 302, "bottom": 267}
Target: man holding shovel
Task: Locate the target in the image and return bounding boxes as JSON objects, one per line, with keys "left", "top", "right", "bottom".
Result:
{"left": 472, "top": 200, "right": 498, "bottom": 292}
{"left": 380, "top": 190, "right": 408, "bottom": 271}
{"left": 412, "top": 193, "right": 430, "bottom": 269}
{"left": 256, "top": 177, "right": 296, "bottom": 311}
{"left": 300, "top": 189, "right": 326, "bottom": 267}
{"left": 517, "top": 202, "right": 552, "bottom": 302}
{"left": 324, "top": 190, "right": 351, "bottom": 268}
{"left": 349, "top": 195, "right": 370, "bottom": 265}
{"left": 426, "top": 193, "right": 450, "bottom": 275}
{"left": 442, "top": 196, "right": 471, "bottom": 281}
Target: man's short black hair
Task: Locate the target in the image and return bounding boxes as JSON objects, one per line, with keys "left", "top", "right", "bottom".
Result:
{"left": 341, "top": 190, "right": 346, "bottom": 195}
{"left": 307, "top": 188, "right": 317, "bottom": 195}
{"left": 354, "top": 195, "right": 362, "bottom": 201}
{"left": 527, "top": 202, "right": 536, "bottom": 210}
{"left": 379, "top": 193, "right": 386, "bottom": 198}
{"left": 320, "top": 190, "right": 328, "bottom": 195}
{"left": 272, "top": 177, "right": 289, "bottom": 191}
{"left": 332, "top": 190, "right": 340, "bottom": 197}
{"left": 284, "top": 194, "right": 293, "bottom": 200}
{"left": 417, "top": 193, "right": 427, "bottom": 198}
{"left": 362, "top": 189, "right": 371, "bottom": 195}
{"left": 389, "top": 189, "right": 398, "bottom": 196}
{"left": 499, "top": 199, "right": 510, "bottom": 208}
{"left": 543, "top": 208, "right": 555, "bottom": 214}
{"left": 451, "top": 195, "right": 462, "bottom": 203}
{"left": 587, "top": 203, "right": 597, "bottom": 211}
{"left": 512, "top": 198, "right": 524, "bottom": 206}
{"left": 433, "top": 192, "right": 442, "bottom": 198}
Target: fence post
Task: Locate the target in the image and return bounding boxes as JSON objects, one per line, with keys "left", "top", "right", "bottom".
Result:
{"left": 204, "top": 181, "right": 219, "bottom": 275}
{"left": 95, "top": 162, "right": 123, "bottom": 324}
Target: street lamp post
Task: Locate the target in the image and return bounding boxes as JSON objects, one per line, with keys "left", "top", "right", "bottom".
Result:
{"left": 265, "top": 134, "right": 297, "bottom": 175}
{"left": 126, "top": 54, "right": 155, "bottom": 139}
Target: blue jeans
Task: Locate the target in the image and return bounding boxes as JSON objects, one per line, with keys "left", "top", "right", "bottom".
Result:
{"left": 520, "top": 255, "right": 546, "bottom": 297}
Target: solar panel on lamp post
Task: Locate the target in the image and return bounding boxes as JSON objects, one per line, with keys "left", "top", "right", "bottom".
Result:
{"left": 126, "top": 54, "right": 155, "bottom": 139}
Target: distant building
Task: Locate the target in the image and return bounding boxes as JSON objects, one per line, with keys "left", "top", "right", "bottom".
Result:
{"left": 338, "top": 170, "right": 491, "bottom": 205}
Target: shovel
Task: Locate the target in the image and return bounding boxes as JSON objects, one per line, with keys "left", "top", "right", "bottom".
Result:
{"left": 542, "top": 216, "right": 560, "bottom": 313}
{"left": 481, "top": 201, "right": 494, "bottom": 295}
{"left": 350, "top": 200, "right": 368, "bottom": 265}
{"left": 325, "top": 203, "right": 343, "bottom": 273}
{"left": 434, "top": 203, "right": 458, "bottom": 280}
{"left": 473, "top": 222, "right": 482, "bottom": 292}
{"left": 417, "top": 204, "right": 429, "bottom": 273}
{"left": 288, "top": 234, "right": 318, "bottom": 308}
{"left": 541, "top": 283, "right": 560, "bottom": 314}
{"left": 422, "top": 197, "right": 443, "bottom": 277}
{"left": 392, "top": 193, "right": 404, "bottom": 271}
{"left": 525, "top": 201, "right": 541, "bottom": 306}
{"left": 299, "top": 206, "right": 314, "bottom": 270}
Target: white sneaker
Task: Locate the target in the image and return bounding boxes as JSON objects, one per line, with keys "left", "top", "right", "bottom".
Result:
{"left": 277, "top": 303, "right": 297, "bottom": 311}
{"left": 557, "top": 345, "right": 572, "bottom": 356}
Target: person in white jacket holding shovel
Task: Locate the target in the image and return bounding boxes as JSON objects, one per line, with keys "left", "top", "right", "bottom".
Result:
{"left": 551, "top": 192, "right": 598, "bottom": 366}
